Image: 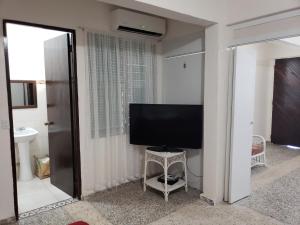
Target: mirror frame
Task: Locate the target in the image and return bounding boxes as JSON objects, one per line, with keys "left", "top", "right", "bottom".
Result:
{"left": 10, "top": 80, "right": 37, "bottom": 109}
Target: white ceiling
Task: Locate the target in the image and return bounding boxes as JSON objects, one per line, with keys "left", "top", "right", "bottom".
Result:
{"left": 281, "top": 36, "right": 300, "bottom": 47}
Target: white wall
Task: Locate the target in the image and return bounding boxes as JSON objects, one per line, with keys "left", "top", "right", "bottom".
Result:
{"left": 253, "top": 59, "right": 274, "bottom": 140}
{"left": 7, "top": 24, "right": 65, "bottom": 81}
{"left": 252, "top": 41, "right": 300, "bottom": 141}
{"left": 162, "top": 20, "right": 205, "bottom": 104}
{"left": 163, "top": 54, "right": 204, "bottom": 104}
{"left": 101, "top": 0, "right": 300, "bottom": 26}
{"left": 228, "top": 0, "right": 300, "bottom": 24}
{"left": 98, "top": 0, "right": 222, "bottom": 25}
{"left": 136, "top": 0, "right": 225, "bottom": 23}
{"left": 163, "top": 20, "right": 204, "bottom": 56}
{"left": 0, "top": 22, "right": 15, "bottom": 222}
{"left": 7, "top": 24, "right": 65, "bottom": 171}
{"left": 230, "top": 15, "right": 300, "bottom": 47}
{"left": 202, "top": 24, "right": 232, "bottom": 203}
{"left": 252, "top": 43, "right": 274, "bottom": 141}
{"left": 161, "top": 20, "right": 205, "bottom": 190}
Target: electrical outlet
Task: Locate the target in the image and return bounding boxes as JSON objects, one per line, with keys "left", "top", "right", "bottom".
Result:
{"left": 0, "top": 120, "right": 10, "bottom": 130}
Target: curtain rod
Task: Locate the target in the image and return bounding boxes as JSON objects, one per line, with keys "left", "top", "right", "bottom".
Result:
{"left": 164, "top": 51, "right": 205, "bottom": 60}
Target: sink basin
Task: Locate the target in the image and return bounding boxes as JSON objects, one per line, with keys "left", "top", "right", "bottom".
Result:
{"left": 14, "top": 127, "right": 39, "bottom": 181}
{"left": 14, "top": 127, "right": 38, "bottom": 143}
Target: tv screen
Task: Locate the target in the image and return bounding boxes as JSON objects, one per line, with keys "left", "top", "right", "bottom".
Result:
{"left": 129, "top": 104, "right": 203, "bottom": 149}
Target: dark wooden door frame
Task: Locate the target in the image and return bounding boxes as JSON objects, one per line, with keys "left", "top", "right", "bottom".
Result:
{"left": 2, "top": 19, "right": 82, "bottom": 220}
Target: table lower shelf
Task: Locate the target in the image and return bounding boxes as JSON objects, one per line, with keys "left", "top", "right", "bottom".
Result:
{"left": 145, "top": 175, "right": 186, "bottom": 193}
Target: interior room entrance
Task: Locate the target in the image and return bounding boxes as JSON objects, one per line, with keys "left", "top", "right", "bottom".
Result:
{"left": 228, "top": 37, "right": 300, "bottom": 224}
{"left": 3, "top": 20, "right": 81, "bottom": 218}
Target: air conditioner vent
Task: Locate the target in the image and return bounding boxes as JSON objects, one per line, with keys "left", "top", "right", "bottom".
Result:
{"left": 117, "top": 26, "right": 163, "bottom": 37}
{"left": 112, "top": 9, "right": 166, "bottom": 38}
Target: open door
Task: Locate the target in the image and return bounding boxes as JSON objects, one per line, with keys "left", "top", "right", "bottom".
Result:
{"left": 228, "top": 46, "right": 256, "bottom": 203}
{"left": 44, "top": 34, "right": 74, "bottom": 197}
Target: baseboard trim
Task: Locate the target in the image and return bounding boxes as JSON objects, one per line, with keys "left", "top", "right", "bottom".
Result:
{"left": 200, "top": 193, "right": 215, "bottom": 206}
{"left": 0, "top": 216, "right": 16, "bottom": 225}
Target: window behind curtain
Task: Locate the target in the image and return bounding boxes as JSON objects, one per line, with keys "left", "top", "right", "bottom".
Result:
{"left": 87, "top": 32, "right": 156, "bottom": 138}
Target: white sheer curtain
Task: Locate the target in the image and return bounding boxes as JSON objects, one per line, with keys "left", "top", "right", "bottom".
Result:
{"left": 85, "top": 32, "right": 156, "bottom": 190}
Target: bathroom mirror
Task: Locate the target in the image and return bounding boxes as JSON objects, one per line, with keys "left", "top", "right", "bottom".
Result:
{"left": 10, "top": 80, "right": 37, "bottom": 109}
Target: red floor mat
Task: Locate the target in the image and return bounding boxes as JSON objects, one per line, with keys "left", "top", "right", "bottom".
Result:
{"left": 69, "top": 221, "right": 89, "bottom": 225}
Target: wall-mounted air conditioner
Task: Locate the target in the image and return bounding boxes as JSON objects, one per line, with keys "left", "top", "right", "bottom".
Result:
{"left": 112, "top": 9, "right": 166, "bottom": 37}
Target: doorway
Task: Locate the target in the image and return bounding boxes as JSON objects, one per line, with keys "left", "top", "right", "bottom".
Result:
{"left": 3, "top": 20, "right": 81, "bottom": 219}
{"left": 227, "top": 37, "right": 300, "bottom": 222}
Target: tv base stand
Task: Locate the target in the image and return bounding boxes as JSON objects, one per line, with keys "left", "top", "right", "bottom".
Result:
{"left": 146, "top": 146, "right": 183, "bottom": 153}
{"left": 143, "top": 148, "right": 188, "bottom": 202}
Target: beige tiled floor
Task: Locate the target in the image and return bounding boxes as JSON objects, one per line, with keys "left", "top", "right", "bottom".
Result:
{"left": 17, "top": 177, "right": 71, "bottom": 213}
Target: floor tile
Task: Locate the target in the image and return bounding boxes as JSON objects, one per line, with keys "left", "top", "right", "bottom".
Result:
{"left": 17, "top": 178, "right": 44, "bottom": 196}
{"left": 17, "top": 176, "right": 72, "bottom": 213}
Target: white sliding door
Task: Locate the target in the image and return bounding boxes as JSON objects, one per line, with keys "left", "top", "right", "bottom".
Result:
{"left": 228, "top": 46, "right": 256, "bottom": 203}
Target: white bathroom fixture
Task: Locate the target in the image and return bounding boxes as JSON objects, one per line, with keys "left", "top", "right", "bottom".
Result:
{"left": 14, "top": 127, "right": 39, "bottom": 181}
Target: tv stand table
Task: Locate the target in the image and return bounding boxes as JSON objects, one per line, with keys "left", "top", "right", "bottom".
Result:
{"left": 143, "top": 148, "right": 188, "bottom": 202}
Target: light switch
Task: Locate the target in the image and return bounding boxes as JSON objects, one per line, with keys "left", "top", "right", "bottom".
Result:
{"left": 0, "top": 120, "right": 10, "bottom": 130}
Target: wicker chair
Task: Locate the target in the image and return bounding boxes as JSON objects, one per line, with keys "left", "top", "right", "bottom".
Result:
{"left": 251, "top": 135, "right": 266, "bottom": 167}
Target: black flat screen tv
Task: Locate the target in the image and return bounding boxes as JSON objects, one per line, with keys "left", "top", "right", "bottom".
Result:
{"left": 129, "top": 104, "right": 203, "bottom": 149}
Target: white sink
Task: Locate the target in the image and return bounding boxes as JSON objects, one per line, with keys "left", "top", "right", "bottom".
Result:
{"left": 14, "top": 127, "right": 39, "bottom": 181}
{"left": 14, "top": 127, "right": 38, "bottom": 143}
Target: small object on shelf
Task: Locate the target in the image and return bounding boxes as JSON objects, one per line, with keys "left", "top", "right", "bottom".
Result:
{"left": 157, "top": 174, "right": 179, "bottom": 185}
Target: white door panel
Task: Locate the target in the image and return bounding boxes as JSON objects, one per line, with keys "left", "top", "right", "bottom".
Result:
{"left": 229, "top": 46, "right": 256, "bottom": 203}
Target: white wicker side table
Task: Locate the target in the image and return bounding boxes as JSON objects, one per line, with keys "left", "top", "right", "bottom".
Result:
{"left": 143, "top": 149, "right": 188, "bottom": 202}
